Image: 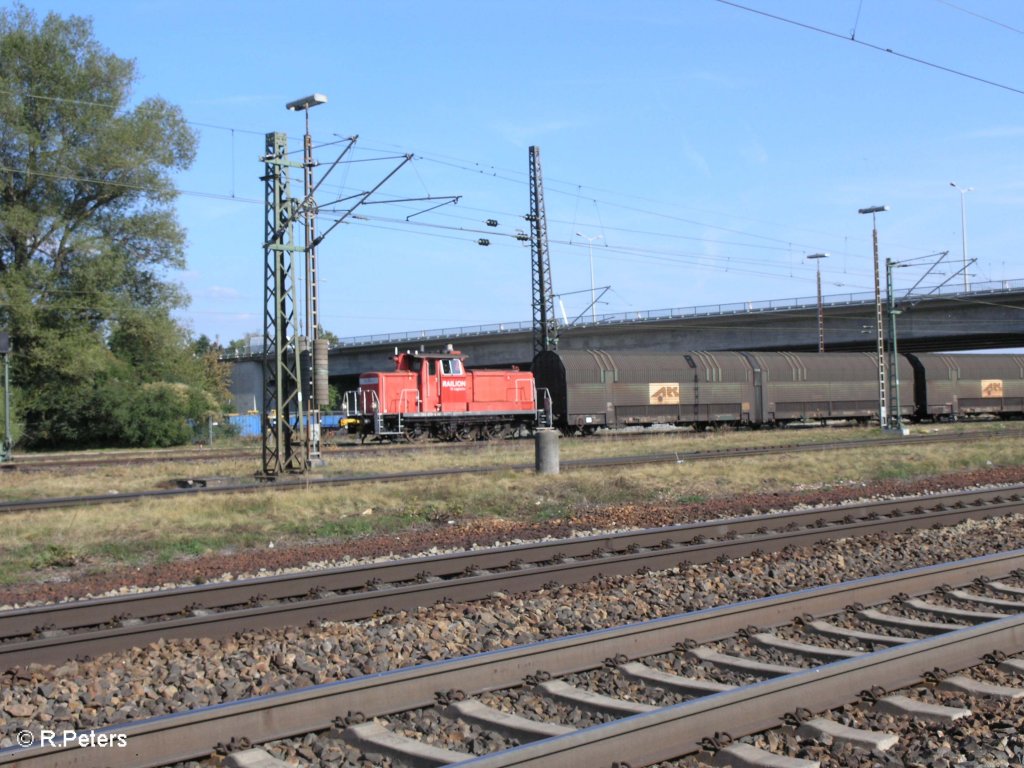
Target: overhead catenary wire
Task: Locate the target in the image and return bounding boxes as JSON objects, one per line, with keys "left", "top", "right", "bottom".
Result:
{"left": 716, "top": 0, "right": 1024, "bottom": 97}
{"left": 0, "top": 150, "right": 950, "bottom": 298}
{"left": 1, "top": 88, "right": 941, "bottom": 284}
{"left": 0, "top": 91, "right": 986, "bottom": 310}
{"left": 932, "top": 0, "right": 1024, "bottom": 36}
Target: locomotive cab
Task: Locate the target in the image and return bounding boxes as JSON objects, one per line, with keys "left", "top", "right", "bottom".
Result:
{"left": 393, "top": 348, "right": 469, "bottom": 413}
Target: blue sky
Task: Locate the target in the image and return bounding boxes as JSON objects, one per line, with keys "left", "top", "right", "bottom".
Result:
{"left": 32, "top": 0, "right": 1024, "bottom": 345}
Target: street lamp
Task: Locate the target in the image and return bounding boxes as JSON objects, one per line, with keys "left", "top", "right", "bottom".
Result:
{"left": 575, "top": 232, "right": 603, "bottom": 323}
{"left": 949, "top": 182, "right": 973, "bottom": 292}
{"left": 858, "top": 205, "right": 889, "bottom": 429}
{"left": 806, "top": 253, "right": 828, "bottom": 352}
{"left": 287, "top": 93, "right": 327, "bottom": 466}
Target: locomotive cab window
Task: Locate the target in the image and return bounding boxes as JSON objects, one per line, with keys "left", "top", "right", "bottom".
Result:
{"left": 442, "top": 359, "right": 463, "bottom": 375}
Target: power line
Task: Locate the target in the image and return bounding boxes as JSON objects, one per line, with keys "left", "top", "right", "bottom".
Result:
{"left": 932, "top": 0, "right": 1024, "bottom": 35}
{"left": 0, "top": 163, "right": 261, "bottom": 205}
{"left": 0, "top": 114, "right": 954, "bottom": 297}
{"left": 0, "top": 87, "right": 268, "bottom": 136}
{"left": 716, "top": 0, "right": 1024, "bottom": 97}
{"left": 0, "top": 87, "right": 929, "bottom": 273}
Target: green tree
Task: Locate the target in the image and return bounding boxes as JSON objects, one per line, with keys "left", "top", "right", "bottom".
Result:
{"left": 0, "top": 5, "right": 211, "bottom": 448}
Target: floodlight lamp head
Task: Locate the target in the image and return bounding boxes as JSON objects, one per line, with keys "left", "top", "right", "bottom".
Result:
{"left": 807, "top": 252, "right": 828, "bottom": 260}
{"left": 286, "top": 93, "right": 328, "bottom": 111}
{"left": 858, "top": 205, "right": 889, "bottom": 215}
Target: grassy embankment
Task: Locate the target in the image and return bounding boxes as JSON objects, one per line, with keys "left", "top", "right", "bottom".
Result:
{"left": 0, "top": 422, "right": 1021, "bottom": 586}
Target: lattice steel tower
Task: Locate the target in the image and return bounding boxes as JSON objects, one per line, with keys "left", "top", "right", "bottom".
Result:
{"left": 528, "top": 146, "right": 557, "bottom": 356}
{"left": 260, "top": 132, "right": 306, "bottom": 476}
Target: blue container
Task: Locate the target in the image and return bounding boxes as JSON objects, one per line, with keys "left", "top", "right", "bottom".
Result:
{"left": 227, "top": 413, "right": 261, "bottom": 438}
{"left": 320, "top": 413, "right": 343, "bottom": 430}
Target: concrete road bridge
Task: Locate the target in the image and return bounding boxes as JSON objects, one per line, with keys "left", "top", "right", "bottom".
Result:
{"left": 226, "top": 278, "right": 1024, "bottom": 413}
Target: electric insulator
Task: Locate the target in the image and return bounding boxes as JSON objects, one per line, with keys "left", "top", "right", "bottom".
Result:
{"left": 477, "top": 238, "right": 491, "bottom": 246}
{"left": 485, "top": 219, "right": 499, "bottom": 227}
{"left": 515, "top": 233, "right": 530, "bottom": 242}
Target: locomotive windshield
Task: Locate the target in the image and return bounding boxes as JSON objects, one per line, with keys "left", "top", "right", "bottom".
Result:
{"left": 442, "top": 359, "right": 463, "bottom": 375}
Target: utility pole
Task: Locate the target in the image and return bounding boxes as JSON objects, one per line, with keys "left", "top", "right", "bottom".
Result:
{"left": 528, "top": 146, "right": 557, "bottom": 356}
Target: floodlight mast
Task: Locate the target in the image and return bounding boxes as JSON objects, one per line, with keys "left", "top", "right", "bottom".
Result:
{"left": 576, "top": 232, "right": 603, "bottom": 323}
{"left": 858, "top": 205, "right": 889, "bottom": 429}
{"left": 286, "top": 93, "right": 328, "bottom": 112}
{"left": 288, "top": 93, "right": 328, "bottom": 468}
{"left": 806, "top": 253, "right": 828, "bottom": 352}
{"left": 260, "top": 100, "right": 459, "bottom": 478}
{"left": 949, "top": 182, "right": 973, "bottom": 292}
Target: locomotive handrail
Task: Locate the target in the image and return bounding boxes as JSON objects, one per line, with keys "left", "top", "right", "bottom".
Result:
{"left": 342, "top": 388, "right": 379, "bottom": 417}
{"left": 536, "top": 386, "right": 553, "bottom": 428}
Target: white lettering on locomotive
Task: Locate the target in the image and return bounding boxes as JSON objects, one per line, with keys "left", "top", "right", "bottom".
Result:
{"left": 441, "top": 379, "right": 467, "bottom": 389}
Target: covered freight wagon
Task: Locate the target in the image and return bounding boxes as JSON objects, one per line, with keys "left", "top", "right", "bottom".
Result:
{"left": 533, "top": 349, "right": 912, "bottom": 433}
{"left": 532, "top": 350, "right": 755, "bottom": 433}
{"left": 740, "top": 351, "right": 914, "bottom": 424}
{"left": 907, "top": 352, "right": 1024, "bottom": 420}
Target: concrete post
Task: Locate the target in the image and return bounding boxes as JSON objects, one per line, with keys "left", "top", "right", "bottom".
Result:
{"left": 534, "top": 428, "right": 560, "bottom": 475}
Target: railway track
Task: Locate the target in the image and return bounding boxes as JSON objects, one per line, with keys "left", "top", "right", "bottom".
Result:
{"left": 2, "top": 484, "right": 1020, "bottom": 672}
{"left": 0, "top": 428, "right": 1016, "bottom": 514}
{"left": 5, "top": 550, "right": 1024, "bottom": 767}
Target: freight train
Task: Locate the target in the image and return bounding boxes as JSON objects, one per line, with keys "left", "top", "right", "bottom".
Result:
{"left": 343, "top": 347, "right": 1024, "bottom": 440}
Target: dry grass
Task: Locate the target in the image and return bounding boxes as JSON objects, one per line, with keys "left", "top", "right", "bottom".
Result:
{"left": 0, "top": 421, "right": 1021, "bottom": 586}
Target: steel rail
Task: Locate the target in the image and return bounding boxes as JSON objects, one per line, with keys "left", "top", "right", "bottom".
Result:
{"left": 3, "top": 550, "right": 1023, "bottom": 768}
{"left": 4, "top": 483, "right": 1016, "bottom": 633}
{"left": 446, "top": 610, "right": 1024, "bottom": 768}
{"left": 0, "top": 429, "right": 1016, "bottom": 515}
{"left": 2, "top": 487, "right": 1021, "bottom": 670}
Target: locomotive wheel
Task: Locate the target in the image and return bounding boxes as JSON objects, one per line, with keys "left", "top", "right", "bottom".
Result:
{"left": 445, "top": 424, "right": 473, "bottom": 442}
{"left": 402, "top": 426, "right": 428, "bottom": 442}
{"left": 481, "top": 423, "right": 508, "bottom": 440}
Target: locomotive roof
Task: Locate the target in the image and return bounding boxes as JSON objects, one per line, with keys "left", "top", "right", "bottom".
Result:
{"left": 401, "top": 349, "right": 465, "bottom": 360}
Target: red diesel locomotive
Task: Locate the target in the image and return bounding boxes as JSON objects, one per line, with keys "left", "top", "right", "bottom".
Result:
{"left": 344, "top": 346, "right": 545, "bottom": 441}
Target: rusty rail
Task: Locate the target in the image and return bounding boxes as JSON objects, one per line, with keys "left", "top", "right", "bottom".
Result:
{"left": 4, "top": 550, "right": 1024, "bottom": 767}
{"left": 2, "top": 486, "right": 1021, "bottom": 670}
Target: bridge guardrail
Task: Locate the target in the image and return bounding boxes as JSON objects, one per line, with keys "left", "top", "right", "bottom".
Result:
{"left": 220, "top": 278, "right": 1024, "bottom": 358}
